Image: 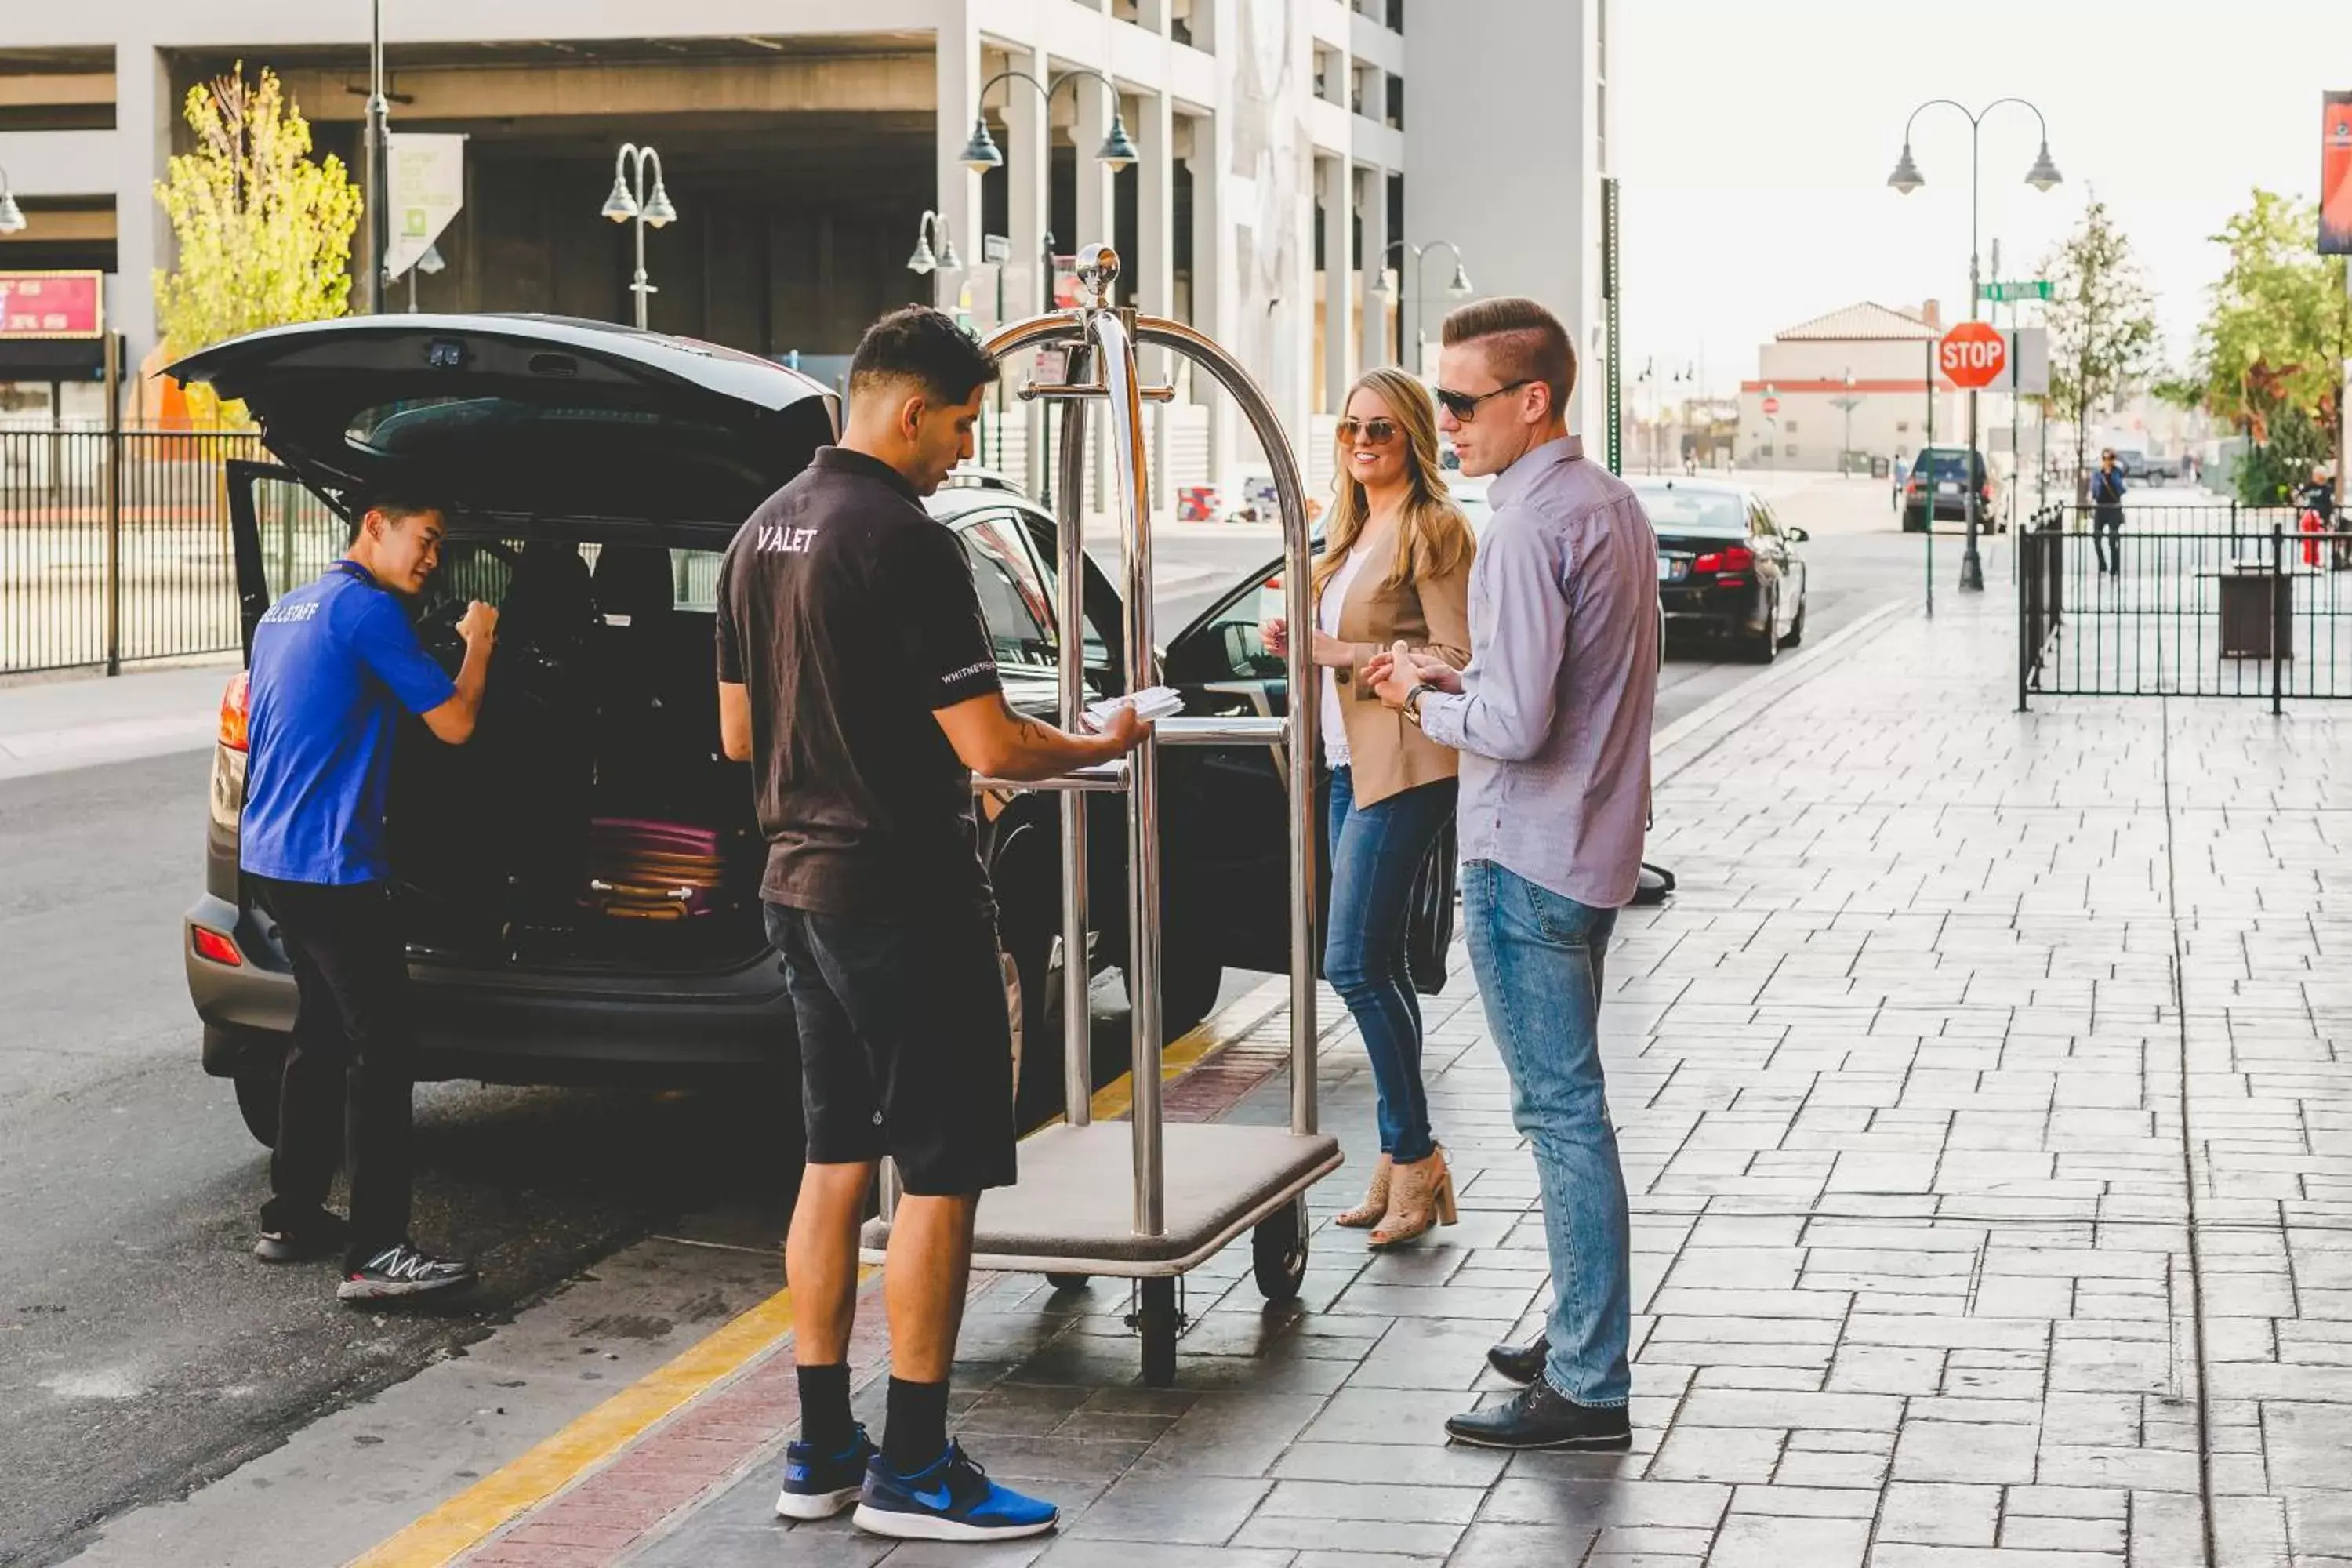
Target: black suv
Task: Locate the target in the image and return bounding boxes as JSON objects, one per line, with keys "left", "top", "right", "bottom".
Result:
{"left": 177, "top": 314, "right": 1447, "bottom": 1144}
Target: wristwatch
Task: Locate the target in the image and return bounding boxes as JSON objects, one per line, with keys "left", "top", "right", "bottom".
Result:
{"left": 1403, "top": 683, "right": 1439, "bottom": 726}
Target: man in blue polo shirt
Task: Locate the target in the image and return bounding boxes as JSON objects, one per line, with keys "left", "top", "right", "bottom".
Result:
{"left": 242, "top": 488, "right": 495, "bottom": 1303}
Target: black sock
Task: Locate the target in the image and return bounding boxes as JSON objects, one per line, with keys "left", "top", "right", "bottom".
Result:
{"left": 797, "top": 1363, "right": 854, "bottom": 1454}
{"left": 882, "top": 1376, "right": 950, "bottom": 1473}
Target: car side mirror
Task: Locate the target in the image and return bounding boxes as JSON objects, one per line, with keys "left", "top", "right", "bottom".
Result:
{"left": 1784, "top": 525, "right": 1809, "bottom": 543}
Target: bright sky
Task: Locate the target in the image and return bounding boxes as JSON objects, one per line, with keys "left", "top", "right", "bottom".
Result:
{"left": 1614, "top": 0, "right": 2352, "bottom": 395}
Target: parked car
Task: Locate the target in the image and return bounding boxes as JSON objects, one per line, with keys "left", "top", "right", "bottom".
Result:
{"left": 1633, "top": 478, "right": 1809, "bottom": 662}
{"left": 1900, "top": 445, "right": 2002, "bottom": 533}
{"left": 174, "top": 314, "right": 1451, "bottom": 1144}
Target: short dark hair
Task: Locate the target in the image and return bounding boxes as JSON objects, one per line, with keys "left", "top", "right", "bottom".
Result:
{"left": 355, "top": 485, "right": 447, "bottom": 527}
{"left": 849, "top": 307, "right": 1000, "bottom": 407}
{"left": 1441, "top": 296, "right": 1577, "bottom": 419}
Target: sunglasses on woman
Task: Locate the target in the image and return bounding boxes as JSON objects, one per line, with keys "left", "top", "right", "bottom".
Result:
{"left": 1337, "top": 416, "right": 1400, "bottom": 446}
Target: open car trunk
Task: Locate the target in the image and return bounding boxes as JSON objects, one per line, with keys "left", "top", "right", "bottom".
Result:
{"left": 386, "top": 536, "right": 766, "bottom": 973}
{"left": 177, "top": 315, "right": 838, "bottom": 973}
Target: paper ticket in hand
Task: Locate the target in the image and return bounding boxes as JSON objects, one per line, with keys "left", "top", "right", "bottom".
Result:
{"left": 1084, "top": 686, "right": 1184, "bottom": 731}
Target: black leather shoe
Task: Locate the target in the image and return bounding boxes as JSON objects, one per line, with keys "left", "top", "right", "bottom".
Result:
{"left": 1486, "top": 1333, "right": 1548, "bottom": 1385}
{"left": 1445, "top": 1377, "right": 1630, "bottom": 1451}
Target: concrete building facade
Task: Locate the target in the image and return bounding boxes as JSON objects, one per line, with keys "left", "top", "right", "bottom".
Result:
{"left": 0, "top": 1, "right": 1613, "bottom": 491}
{"left": 1740, "top": 300, "right": 1963, "bottom": 473}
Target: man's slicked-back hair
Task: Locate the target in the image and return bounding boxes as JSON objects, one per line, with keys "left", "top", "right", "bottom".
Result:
{"left": 357, "top": 485, "right": 448, "bottom": 526}
{"left": 1441, "top": 296, "right": 1577, "bottom": 420}
{"left": 849, "top": 306, "right": 1002, "bottom": 408}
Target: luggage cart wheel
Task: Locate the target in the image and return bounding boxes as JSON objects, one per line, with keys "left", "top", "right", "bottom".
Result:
{"left": 1138, "top": 1276, "right": 1180, "bottom": 1387}
{"left": 1252, "top": 1196, "right": 1309, "bottom": 1303}
{"left": 1044, "top": 1273, "right": 1091, "bottom": 1292}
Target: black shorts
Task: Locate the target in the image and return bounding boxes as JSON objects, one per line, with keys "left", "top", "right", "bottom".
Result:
{"left": 764, "top": 900, "right": 1018, "bottom": 1196}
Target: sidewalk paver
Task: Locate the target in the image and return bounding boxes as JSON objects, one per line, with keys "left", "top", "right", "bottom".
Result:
{"left": 441, "top": 593, "right": 2352, "bottom": 1566}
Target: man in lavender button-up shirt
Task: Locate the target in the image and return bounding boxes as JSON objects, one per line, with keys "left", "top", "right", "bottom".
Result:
{"left": 1370, "top": 297, "right": 1657, "bottom": 1454}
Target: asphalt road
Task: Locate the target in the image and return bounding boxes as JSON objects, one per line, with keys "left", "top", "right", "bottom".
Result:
{"left": 0, "top": 471, "right": 1936, "bottom": 1566}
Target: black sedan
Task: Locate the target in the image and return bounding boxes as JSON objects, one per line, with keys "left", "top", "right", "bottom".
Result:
{"left": 1635, "top": 478, "right": 1809, "bottom": 662}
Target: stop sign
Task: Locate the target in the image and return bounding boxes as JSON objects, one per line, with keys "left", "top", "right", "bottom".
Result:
{"left": 1939, "top": 321, "right": 2008, "bottom": 390}
{"left": 1761, "top": 395, "right": 1780, "bottom": 415}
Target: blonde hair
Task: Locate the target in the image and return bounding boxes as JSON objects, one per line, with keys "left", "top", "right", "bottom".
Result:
{"left": 1312, "top": 367, "right": 1475, "bottom": 604}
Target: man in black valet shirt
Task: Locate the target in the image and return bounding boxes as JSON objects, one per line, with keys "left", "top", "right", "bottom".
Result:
{"left": 717, "top": 307, "right": 1147, "bottom": 1543}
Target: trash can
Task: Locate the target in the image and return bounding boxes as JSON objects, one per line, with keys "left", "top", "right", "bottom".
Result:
{"left": 2213, "top": 564, "right": 2290, "bottom": 661}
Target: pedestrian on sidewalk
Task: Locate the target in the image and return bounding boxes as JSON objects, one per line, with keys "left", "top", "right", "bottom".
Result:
{"left": 1261, "top": 367, "right": 1475, "bottom": 1248}
{"left": 2294, "top": 464, "right": 2341, "bottom": 570}
{"left": 240, "top": 490, "right": 492, "bottom": 1302}
{"left": 715, "top": 307, "right": 1146, "bottom": 1544}
{"left": 1370, "top": 297, "right": 1657, "bottom": 1454}
{"left": 2089, "top": 449, "right": 2127, "bottom": 575}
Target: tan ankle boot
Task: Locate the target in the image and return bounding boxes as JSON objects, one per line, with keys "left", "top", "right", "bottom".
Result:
{"left": 1370, "top": 1146, "right": 1457, "bottom": 1247}
{"left": 1336, "top": 1153, "right": 1392, "bottom": 1228}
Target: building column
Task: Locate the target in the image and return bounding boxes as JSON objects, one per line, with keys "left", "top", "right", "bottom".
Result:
{"left": 1319, "top": 153, "right": 1351, "bottom": 414}
{"left": 934, "top": 19, "right": 985, "bottom": 317}
{"left": 1002, "top": 39, "right": 1051, "bottom": 495}
{"left": 1357, "top": 164, "right": 1388, "bottom": 374}
{"left": 114, "top": 43, "right": 170, "bottom": 379}
{"left": 1136, "top": 87, "right": 1176, "bottom": 515}
{"left": 1071, "top": 72, "right": 1118, "bottom": 283}
{"left": 1185, "top": 110, "right": 1236, "bottom": 494}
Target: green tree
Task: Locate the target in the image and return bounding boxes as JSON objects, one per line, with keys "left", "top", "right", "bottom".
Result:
{"left": 153, "top": 65, "right": 360, "bottom": 424}
{"left": 2038, "top": 193, "right": 2160, "bottom": 500}
{"left": 2180, "top": 189, "right": 2350, "bottom": 503}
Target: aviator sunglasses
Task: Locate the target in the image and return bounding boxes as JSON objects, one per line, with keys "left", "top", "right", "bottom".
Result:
{"left": 1337, "top": 416, "right": 1401, "bottom": 445}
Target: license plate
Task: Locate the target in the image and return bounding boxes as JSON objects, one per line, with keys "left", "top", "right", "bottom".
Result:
{"left": 1938, "top": 481, "right": 1960, "bottom": 495}
{"left": 1657, "top": 557, "right": 1686, "bottom": 582}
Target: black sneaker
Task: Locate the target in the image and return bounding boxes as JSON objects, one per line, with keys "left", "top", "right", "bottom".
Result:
{"left": 336, "top": 1242, "right": 477, "bottom": 1303}
{"left": 775, "top": 1425, "right": 877, "bottom": 1521}
{"left": 1445, "top": 1377, "right": 1631, "bottom": 1452}
{"left": 255, "top": 1210, "right": 347, "bottom": 1264}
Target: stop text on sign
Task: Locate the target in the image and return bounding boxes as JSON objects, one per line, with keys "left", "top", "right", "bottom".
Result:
{"left": 1937, "top": 322, "right": 2007, "bottom": 390}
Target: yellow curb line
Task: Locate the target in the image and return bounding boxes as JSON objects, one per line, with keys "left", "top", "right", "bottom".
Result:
{"left": 347, "top": 975, "right": 1295, "bottom": 1567}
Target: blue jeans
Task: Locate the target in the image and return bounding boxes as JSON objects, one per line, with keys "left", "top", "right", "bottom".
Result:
{"left": 1461, "top": 859, "right": 1632, "bottom": 1407}
{"left": 1326, "top": 768, "right": 1457, "bottom": 1165}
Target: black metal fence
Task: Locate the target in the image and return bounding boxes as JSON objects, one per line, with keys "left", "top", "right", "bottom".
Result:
{"left": 2016, "top": 503, "right": 2350, "bottom": 710}
{"left": 0, "top": 429, "right": 348, "bottom": 676}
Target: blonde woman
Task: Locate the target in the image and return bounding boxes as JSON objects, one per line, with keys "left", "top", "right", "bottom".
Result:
{"left": 1263, "top": 367, "right": 1475, "bottom": 1246}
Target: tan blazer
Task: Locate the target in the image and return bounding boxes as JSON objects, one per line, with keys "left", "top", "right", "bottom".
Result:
{"left": 1319, "top": 529, "right": 1475, "bottom": 808}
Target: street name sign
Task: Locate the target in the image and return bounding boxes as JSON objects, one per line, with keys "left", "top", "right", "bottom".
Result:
{"left": 1939, "top": 321, "right": 2008, "bottom": 390}
{"left": 1979, "top": 279, "right": 2053, "bottom": 303}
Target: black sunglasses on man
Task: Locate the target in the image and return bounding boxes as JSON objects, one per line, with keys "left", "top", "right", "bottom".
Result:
{"left": 1434, "top": 379, "right": 1533, "bottom": 421}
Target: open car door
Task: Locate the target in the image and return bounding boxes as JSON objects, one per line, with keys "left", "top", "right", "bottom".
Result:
{"left": 1162, "top": 558, "right": 1457, "bottom": 989}
{"left": 223, "top": 459, "right": 354, "bottom": 663}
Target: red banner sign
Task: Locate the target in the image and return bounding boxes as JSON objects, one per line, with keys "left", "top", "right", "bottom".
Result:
{"left": 2323, "top": 91, "right": 2352, "bottom": 256}
{"left": 0, "top": 270, "right": 103, "bottom": 339}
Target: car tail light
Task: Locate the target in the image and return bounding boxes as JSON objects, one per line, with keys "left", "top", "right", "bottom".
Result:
{"left": 191, "top": 927, "right": 243, "bottom": 967}
{"left": 1692, "top": 546, "right": 1755, "bottom": 575}
{"left": 219, "top": 671, "right": 249, "bottom": 753}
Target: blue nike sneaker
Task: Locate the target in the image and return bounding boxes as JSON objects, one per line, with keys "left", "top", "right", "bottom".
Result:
{"left": 774, "top": 1425, "right": 877, "bottom": 1520}
{"left": 851, "top": 1440, "right": 1059, "bottom": 1541}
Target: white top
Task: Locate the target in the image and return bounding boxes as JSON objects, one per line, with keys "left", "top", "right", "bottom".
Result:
{"left": 1317, "top": 543, "right": 1374, "bottom": 770}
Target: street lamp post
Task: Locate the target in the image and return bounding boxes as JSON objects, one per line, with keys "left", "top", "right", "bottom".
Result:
{"left": 904, "top": 209, "right": 965, "bottom": 281}
{"left": 1887, "top": 96, "right": 2061, "bottom": 590}
{"left": 1831, "top": 366, "right": 1865, "bottom": 476}
{"left": 958, "top": 68, "right": 1141, "bottom": 510}
{"left": 601, "top": 143, "right": 677, "bottom": 330}
{"left": 1367, "top": 239, "right": 1474, "bottom": 377}
{"left": 362, "top": 0, "right": 391, "bottom": 314}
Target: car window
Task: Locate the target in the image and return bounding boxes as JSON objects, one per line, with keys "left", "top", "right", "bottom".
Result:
{"left": 955, "top": 512, "right": 1058, "bottom": 674}
{"left": 1632, "top": 488, "right": 1747, "bottom": 536}
{"left": 1751, "top": 501, "right": 1780, "bottom": 538}
{"left": 1171, "top": 568, "right": 1289, "bottom": 684}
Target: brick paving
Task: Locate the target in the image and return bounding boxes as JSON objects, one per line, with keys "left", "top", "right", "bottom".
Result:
{"left": 481, "top": 593, "right": 2352, "bottom": 1566}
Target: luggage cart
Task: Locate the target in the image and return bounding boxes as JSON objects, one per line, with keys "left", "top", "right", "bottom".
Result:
{"left": 860, "top": 244, "right": 1341, "bottom": 1386}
